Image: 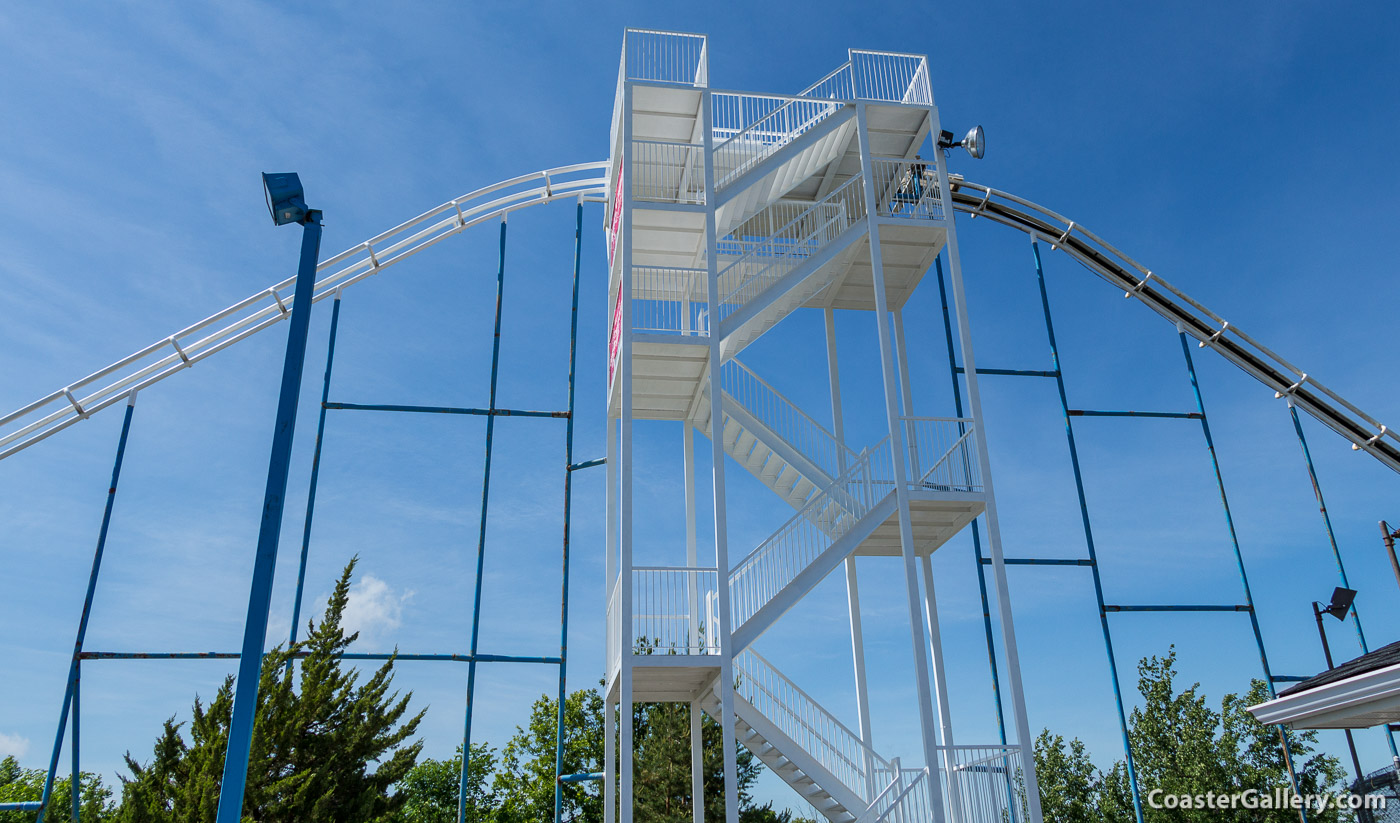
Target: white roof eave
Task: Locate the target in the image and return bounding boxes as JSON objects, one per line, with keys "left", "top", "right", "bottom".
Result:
{"left": 1249, "top": 659, "right": 1400, "bottom": 729}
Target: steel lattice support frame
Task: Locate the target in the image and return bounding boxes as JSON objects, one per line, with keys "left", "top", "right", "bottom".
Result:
{"left": 5, "top": 200, "right": 597, "bottom": 823}
{"left": 933, "top": 238, "right": 1327, "bottom": 823}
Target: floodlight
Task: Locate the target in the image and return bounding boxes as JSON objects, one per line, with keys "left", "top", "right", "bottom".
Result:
{"left": 1323, "top": 587, "right": 1357, "bottom": 620}
{"left": 961, "top": 125, "right": 985, "bottom": 159}
{"left": 262, "top": 172, "right": 308, "bottom": 226}
{"left": 938, "top": 126, "right": 986, "bottom": 159}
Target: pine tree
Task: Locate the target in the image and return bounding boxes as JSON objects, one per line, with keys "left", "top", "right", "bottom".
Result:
{"left": 119, "top": 558, "right": 425, "bottom": 822}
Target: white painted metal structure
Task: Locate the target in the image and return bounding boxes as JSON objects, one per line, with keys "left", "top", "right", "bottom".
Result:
{"left": 603, "top": 30, "right": 1037, "bottom": 823}
{"left": 6, "top": 25, "right": 1400, "bottom": 823}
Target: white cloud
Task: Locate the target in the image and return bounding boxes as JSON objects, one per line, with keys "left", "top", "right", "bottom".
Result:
{"left": 341, "top": 575, "right": 414, "bottom": 645}
{"left": 0, "top": 731, "right": 30, "bottom": 759}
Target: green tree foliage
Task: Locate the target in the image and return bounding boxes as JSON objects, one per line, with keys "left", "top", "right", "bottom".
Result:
{"left": 1034, "top": 647, "right": 1347, "bottom": 822}
{"left": 119, "top": 558, "right": 425, "bottom": 823}
{"left": 0, "top": 755, "right": 118, "bottom": 822}
{"left": 378, "top": 744, "right": 496, "bottom": 823}
{"left": 493, "top": 689, "right": 604, "bottom": 823}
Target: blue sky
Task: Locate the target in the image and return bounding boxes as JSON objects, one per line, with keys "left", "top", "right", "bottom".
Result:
{"left": 1, "top": 1, "right": 1398, "bottom": 813}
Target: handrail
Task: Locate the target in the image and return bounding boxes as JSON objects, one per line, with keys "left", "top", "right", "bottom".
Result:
{"left": 711, "top": 91, "right": 843, "bottom": 189}
{"left": 729, "top": 436, "right": 894, "bottom": 632}
{"left": 717, "top": 174, "right": 865, "bottom": 314}
{"left": 735, "top": 649, "right": 888, "bottom": 797}
{"left": 723, "top": 357, "right": 857, "bottom": 480}
{"left": 0, "top": 163, "right": 608, "bottom": 461}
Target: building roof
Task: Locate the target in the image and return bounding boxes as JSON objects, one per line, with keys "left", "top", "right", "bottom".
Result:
{"left": 1280, "top": 639, "right": 1400, "bottom": 697}
{"left": 1250, "top": 640, "right": 1400, "bottom": 729}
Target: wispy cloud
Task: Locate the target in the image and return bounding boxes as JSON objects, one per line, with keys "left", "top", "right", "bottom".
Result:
{"left": 342, "top": 574, "right": 415, "bottom": 645}
{"left": 0, "top": 732, "right": 30, "bottom": 759}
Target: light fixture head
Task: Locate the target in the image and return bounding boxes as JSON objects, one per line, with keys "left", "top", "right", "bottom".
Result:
{"left": 961, "top": 125, "right": 985, "bottom": 160}
{"left": 1324, "top": 586, "right": 1357, "bottom": 620}
{"left": 937, "top": 126, "right": 986, "bottom": 160}
{"left": 262, "top": 172, "right": 308, "bottom": 226}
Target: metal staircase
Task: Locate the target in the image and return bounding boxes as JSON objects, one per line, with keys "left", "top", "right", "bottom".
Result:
{"left": 714, "top": 174, "right": 868, "bottom": 359}
{"left": 698, "top": 650, "right": 947, "bottom": 823}
{"left": 692, "top": 359, "right": 853, "bottom": 511}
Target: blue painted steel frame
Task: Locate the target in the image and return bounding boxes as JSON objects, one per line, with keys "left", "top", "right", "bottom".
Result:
{"left": 28, "top": 394, "right": 137, "bottom": 823}
{"left": 457, "top": 217, "right": 509, "bottom": 822}
{"left": 554, "top": 201, "right": 584, "bottom": 821}
{"left": 1287, "top": 403, "right": 1400, "bottom": 759}
{"left": 17, "top": 198, "right": 598, "bottom": 823}
{"left": 216, "top": 213, "right": 324, "bottom": 823}
{"left": 936, "top": 240, "right": 1315, "bottom": 823}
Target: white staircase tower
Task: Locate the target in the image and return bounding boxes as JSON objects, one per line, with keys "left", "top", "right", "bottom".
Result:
{"left": 603, "top": 30, "right": 1043, "bottom": 823}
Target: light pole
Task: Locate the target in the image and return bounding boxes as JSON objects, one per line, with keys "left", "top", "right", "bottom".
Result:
{"left": 1380, "top": 522, "right": 1400, "bottom": 597}
{"left": 215, "top": 173, "right": 323, "bottom": 823}
{"left": 1313, "top": 586, "right": 1364, "bottom": 784}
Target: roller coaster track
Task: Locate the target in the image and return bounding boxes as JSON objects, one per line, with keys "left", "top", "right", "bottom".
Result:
{"left": 3, "top": 163, "right": 1396, "bottom": 476}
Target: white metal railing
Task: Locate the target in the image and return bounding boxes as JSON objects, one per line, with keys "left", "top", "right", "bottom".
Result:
{"left": 716, "top": 175, "right": 866, "bottom": 322}
{"left": 872, "top": 157, "right": 944, "bottom": 221}
{"left": 735, "top": 649, "right": 888, "bottom": 800}
{"left": 631, "top": 140, "right": 705, "bottom": 205}
{"left": 630, "top": 267, "right": 708, "bottom": 336}
{"left": 711, "top": 91, "right": 843, "bottom": 190}
{"left": 622, "top": 29, "right": 707, "bottom": 86}
{"left": 628, "top": 566, "right": 720, "bottom": 656}
{"left": 723, "top": 358, "right": 857, "bottom": 481}
{"left": 0, "top": 163, "right": 609, "bottom": 462}
{"left": 729, "top": 436, "right": 895, "bottom": 631}
{"left": 860, "top": 764, "right": 934, "bottom": 823}
{"left": 851, "top": 50, "right": 933, "bottom": 106}
{"left": 792, "top": 51, "right": 932, "bottom": 107}
{"left": 901, "top": 417, "right": 982, "bottom": 492}
{"left": 942, "top": 745, "right": 1024, "bottom": 823}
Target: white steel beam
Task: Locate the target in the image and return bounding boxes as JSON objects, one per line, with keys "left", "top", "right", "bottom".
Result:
{"left": 854, "top": 101, "right": 947, "bottom": 822}
{"left": 700, "top": 86, "right": 742, "bottom": 823}
{"left": 927, "top": 105, "right": 1045, "bottom": 823}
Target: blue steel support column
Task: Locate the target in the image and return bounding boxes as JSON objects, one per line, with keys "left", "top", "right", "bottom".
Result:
{"left": 1030, "top": 240, "right": 1144, "bottom": 823}
{"left": 288, "top": 291, "right": 344, "bottom": 660}
{"left": 932, "top": 258, "right": 1008, "bottom": 748}
{"left": 35, "top": 392, "right": 137, "bottom": 823}
{"left": 217, "top": 211, "right": 324, "bottom": 823}
{"left": 554, "top": 200, "right": 584, "bottom": 821}
{"left": 1177, "top": 328, "right": 1308, "bottom": 806}
{"left": 71, "top": 662, "right": 80, "bottom": 823}
{"left": 1287, "top": 403, "right": 1399, "bottom": 759}
{"left": 460, "top": 216, "right": 508, "bottom": 823}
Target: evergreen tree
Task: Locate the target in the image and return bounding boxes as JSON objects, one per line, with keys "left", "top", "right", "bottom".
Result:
{"left": 119, "top": 558, "right": 425, "bottom": 822}
{"left": 0, "top": 755, "right": 118, "bottom": 822}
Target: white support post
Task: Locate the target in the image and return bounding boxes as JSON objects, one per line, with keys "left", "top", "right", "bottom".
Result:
{"left": 604, "top": 699, "right": 617, "bottom": 823}
{"left": 825, "top": 307, "right": 875, "bottom": 799}
{"left": 606, "top": 419, "right": 618, "bottom": 617}
{"left": 691, "top": 700, "right": 705, "bottom": 823}
{"left": 854, "top": 102, "right": 947, "bottom": 821}
{"left": 927, "top": 105, "right": 1045, "bottom": 823}
{"left": 921, "top": 553, "right": 962, "bottom": 822}
{"left": 618, "top": 78, "right": 636, "bottom": 823}
{"left": 893, "top": 308, "right": 920, "bottom": 474}
{"left": 700, "top": 86, "right": 742, "bottom": 823}
{"left": 685, "top": 423, "right": 699, "bottom": 650}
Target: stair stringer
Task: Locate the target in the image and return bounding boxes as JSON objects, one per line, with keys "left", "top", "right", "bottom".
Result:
{"left": 713, "top": 109, "right": 856, "bottom": 238}
{"left": 718, "top": 220, "right": 867, "bottom": 362}
{"left": 700, "top": 689, "right": 867, "bottom": 822}
{"left": 730, "top": 490, "right": 898, "bottom": 653}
